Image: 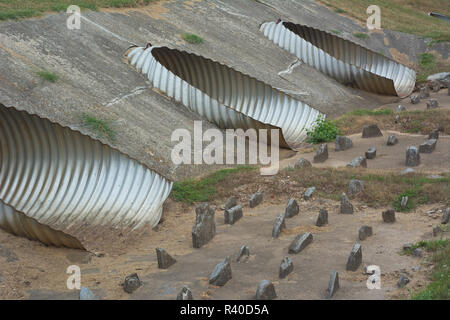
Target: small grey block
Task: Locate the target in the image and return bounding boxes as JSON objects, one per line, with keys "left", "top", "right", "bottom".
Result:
{"left": 382, "top": 209, "right": 396, "bottom": 223}
{"left": 365, "top": 147, "right": 376, "bottom": 159}
{"left": 249, "top": 192, "right": 263, "bottom": 208}
{"left": 288, "top": 232, "right": 313, "bottom": 254}
{"left": 209, "top": 256, "right": 232, "bottom": 286}
{"left": 358, "top": 225, "right": 373, "bottom": 241}
{"left": 177, "top": 286, "right": 193, "bottom": 300}
{"left": 316, "top": 209, "right": 328, "bottom": 227}
{"left": 304, "top": 187, "right": 316, "bottom": 200}
{"left": 285, "top": 198, "right": 299, "bottom": 218}
{"left": 313, "top": 144, "right": 329, "bottom": 163}
{"left": 279, "top": 257, "right": 294, "bottom": 279}
{"left": 256, "top": 280, "right": 277, "bottom": 300}
{"left": 123, "top": 273, "right": 141, "bottom": 294}
{"left": 272, "top": 213, "right": 286, "bottom": 238}
{"left": 327, "top": 271, "right": 339, "bottom": 299}
{"left": 362, "top": 124, "right": 382, "bottom": 138}
{"left": 346, "top": 243, "right": 362, "bottom": 271}
{"left": 224, "top": 205, "right": 243, "bottom": 225}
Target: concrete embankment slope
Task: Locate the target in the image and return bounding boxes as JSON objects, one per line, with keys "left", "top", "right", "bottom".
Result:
{"left": 0, "top": 0, "right": 431, "bottom": 182}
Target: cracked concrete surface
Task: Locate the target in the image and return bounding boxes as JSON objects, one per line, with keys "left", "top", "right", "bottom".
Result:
{"left": 0, "top": 0, "right": 436, "bottom": 182}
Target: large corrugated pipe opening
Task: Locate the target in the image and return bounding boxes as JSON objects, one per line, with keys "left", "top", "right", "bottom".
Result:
{"left": 0, "top": 104, "right": 172, "bottom": 249}
{"left": 127, "top": 46, "right": 324, "bottom": 148}
{"left": 260, "top": 21, "right": 416, "bottom": 98}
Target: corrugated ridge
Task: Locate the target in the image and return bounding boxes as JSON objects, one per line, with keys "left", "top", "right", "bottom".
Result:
{"left": 128, "top": 46, "right": 324, "bottom": 148}
{"left": 260, "top": 21, "right": 416, "bottom": 98}
{"left": 0, "top": 200, "right": 84, "bottom": 248}
{"left": 0, "top": 105, "right": 173, "bottom": 248}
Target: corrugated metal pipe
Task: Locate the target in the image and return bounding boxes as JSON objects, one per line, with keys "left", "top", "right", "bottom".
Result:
{"left": 260, "top": 21, "right": 416, "bottom": 98}
{"left": 0, "top": 104, "right": 172, "bottom": 249}
{"left": 127, "top": 46, "right": 324, "bottom": 148}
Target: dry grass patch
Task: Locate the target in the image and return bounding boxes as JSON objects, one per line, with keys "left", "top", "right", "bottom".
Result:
{"left": 333, "top": 109, "right": 450, "bottom": 136}
{"left": 317, "top": 0, "right": 450, "bottom": 42}
{"left": 172, "top": 166, "right": 450, "bottom": 210}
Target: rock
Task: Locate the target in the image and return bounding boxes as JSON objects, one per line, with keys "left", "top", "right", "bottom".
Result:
{"left": 272, "top": 213, "right": 286, "bottom": 238}
{"left": 412, "top": 248, "right": 422, "bottom": 257}
{"left": 442, "top": 208, "right": 449, "bottom": 224}
{"left": 209, "top": 256, "right": 232, "bottom": 286}
{"left": 431, "top": 81, "right": 441, "bottom": 92}
{"left": 349, "top": 179, "right": 363, "bottom": 195}
{"left": 365, "top": 147, "right": 376, "bottom": 159}
{"left": 346, "top": 243, "right": 362, "bottom": 271}
{"left": 335, "top": 136, "right": 353, "bottom": 151}
{"left": 255, "top": 280, "right": 277, "bottom": 300}
{"left": 401, "top": 168, "right": 415, "bottom": 175}
{"left": 362, "top": 124, "right": 383, "bottom": 138}
{"left": 340, "top": 193, "right": 354, "bottom": 214}
{"left": 427, "top": 72, "right": 450, "bottom": 82}
{"left": 313, "top": 143, "right": 328, "bottom": 163}
{"left": 294, "top": 158, "right": 312, "bottom": 169}
{"left": 394, "top": 114, "right": 400, "bottom": 123}
{"left": 387, "top": 135, "right": 398, "bottom": 146}
{"left": 401, "top": 196, "right": 408, "bottom": 208}
{"left": 403, "top": 243, "right": 412, "bottom": 251}
{"left": 224, "top": 196, "right": 237, "bottom": 210}
{"left": 358, "top": 225, "right": 373, "bottom": 241}
{"left": 156, "top": 248, "right": 177, "bottom": 269}
{"left": 347, "top": 156, "right": 367, "bottom": 168}
{"left": 397, "top": 105, "right": 406, "bottom": 112}
{"left": 412, "top": 266, "right": 420, "bottom": 272}
{"left": 427, "top": 174, "right": 443, "bottom": 180}
{"left": 123, "top": 273, "right": 141, "bottom": 294}
{"left": 285, "top": 198, "right": 299, "bottom": 218}
{"left": 410, "top": 94, "right": 420, "bottom": 104}
{"left": 177, "top": 286, "right": 193, "bottom": 300}
{"left": 397, "top": 275, "right": 410, "bottom": 287}
{"left": 288, "top": 232, "right": 313, "bottom": 254}
{"left": 327, "top": 270, "right": 339, "bottom": 299}
{"left": 224, "top": 205, "right": 243, "bottom": 225}
{"left": 428, "top": 129, "right": 439, "bottom": 140}
{"left": 304, "top": 186, "right": 316, "bottom": 200}
{"left": 192, "top": 203, "right": 216, "bottom": 248}
{"left": 382, "top": 209, "right": 396, "bottom": 223}
{"left": 80, "top": 287, "right": 99, "bottom": 300}
{"left": 279, "top": 257, "right": 294, "bottom": 279}
{"left": 433, "top": 225, "right": 442, "bottom": 237}
{"left": 405, "top": 146, "right": 420, "bottom": 167}
{"left": 316, "top": 209, "right": 328, "bottom": 227}
{"left": 237, "top": 245, "right": 250, "bottom": 263}
{"left": 426, "top": 99, "right": 439, "bottom": 109}
{"left": 249, "top": 191, "right": 263, "bottom": 208}
{"left": 419, "top": 87, "right": 430, "bottom": 99}
{"left": 419, "top": 139, "right": 437, "bottom": 153}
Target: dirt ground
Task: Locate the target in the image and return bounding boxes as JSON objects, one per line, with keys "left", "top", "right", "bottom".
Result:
{"left": 0, "top": 90, "right": 449, "bottom": 301}
{"left": 0, "top": 189, "right": 447, "bottom": 300}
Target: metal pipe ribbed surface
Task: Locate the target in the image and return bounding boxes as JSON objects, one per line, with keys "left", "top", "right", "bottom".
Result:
{"left": 260, "top": 21, "right": 416, "bottom": 98}
{"left": 127, "top": 46, "right": 324, "bottom": 148}
{"left": 0, "top": 105, "right": 172, "bottom": 248}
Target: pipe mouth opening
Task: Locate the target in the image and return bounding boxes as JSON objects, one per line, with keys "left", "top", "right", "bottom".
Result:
{"left": 262, "top": 21, "right": 416, "bottom": 98}
{"left": 128, "top": 46, "right": 324, "bottom": 148}
{"left": 0, "top": 103, "right": 172, "bottom": 249}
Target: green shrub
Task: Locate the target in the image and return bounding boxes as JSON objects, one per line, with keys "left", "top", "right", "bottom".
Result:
{"left": 306, "top": 115, "right": 339, "bottom": 144}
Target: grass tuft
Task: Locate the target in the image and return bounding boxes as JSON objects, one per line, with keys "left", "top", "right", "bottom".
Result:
{"left": 353, "top": 32, "right": 369, "bottom": 39}
{"left": 171, "top": 165, "right": 256, "bottom": 203}
{"left": 409, "top": 239, "right": 450, "bottom": 300}
{"left": 80, "top": 113, "right": 116, "bottom": 142}
{"left": 36, "top": 70, "right": 59, "bottom": 82}
{"left": 181, "top": 33, "right": 204, "bottom": 44}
